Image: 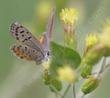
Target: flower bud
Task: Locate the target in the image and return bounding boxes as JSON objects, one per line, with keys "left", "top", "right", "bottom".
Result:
{"left": 50, "top": 78, "right": 62, "bottom": 91}
{"left": 81, "top": 44, "right": 106, "bottom": 67}
{"left": 81, "top": 76, "right": 100, "bottom": 94}
{"left": 43, "top": 70, "right": 51, "bottom": 85}
{"left": 43, "top": 70, "right": 62, "bottom": 91}
{"left": 81, "top": 65, "right": 93, "bottom": 78}
{"left": 84, "top": 33, "right": 98, "bottom": 55}
{"left": 60, "top": 8, "right": 78, "bottom": 49}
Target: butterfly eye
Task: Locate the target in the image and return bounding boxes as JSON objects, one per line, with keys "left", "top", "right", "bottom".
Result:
{"left": 47, "top": 51, "right": 50, "bottom": 56}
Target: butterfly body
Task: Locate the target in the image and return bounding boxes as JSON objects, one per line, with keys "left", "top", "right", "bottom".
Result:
{"left": 10, "top": 22, "right": 50, "bottom": 65}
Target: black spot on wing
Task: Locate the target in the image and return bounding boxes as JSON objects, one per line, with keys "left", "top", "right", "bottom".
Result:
{"left": 10, "top": 22, "right": 44, "bottom": 54}
{"left": 15, "top": 27, "right": 20, "bottom": 33}
{"left": 20, "top": 30, "right": 24, "bottom": 33}
{"left": 26, "top": 31, "right": 29, "bottom": 34}
{"left": 28, "top": 36, "right": 32, "bottom": 39}
{"left": 24, "top": 46, "right": 28, "bottom": 51}
{"left": 15, "top": 33, "right": 18, "bottom": 36}
{"left": 22, "top": 34, "right": 24, "bottom": 37}
{"left": 16, "top": 37, "right": 19, "bottom": 40}
{"left": 22, "top": 38, "right": 28, "bottom": 42}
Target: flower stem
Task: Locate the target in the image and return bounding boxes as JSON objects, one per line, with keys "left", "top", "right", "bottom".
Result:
{"left": 62, "top": 84, "right": 71, "bottom": 98}
{"left": 73, "top": 84, "right": 76, "bottom": 98}
{"left": 98, "top": 57, "right": 106, "bottom": 76}
{"left": 49, "top": 85, "right": 63, "bottom": 97}
{"left": 104, "top": 63, "right": 110, "bottom": 70}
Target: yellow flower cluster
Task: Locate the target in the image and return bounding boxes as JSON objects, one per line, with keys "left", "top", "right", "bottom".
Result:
{"left": 85, "top": 33, "right": 98, "bottom": 48}
{"left": 60, "top": 8, "right": 78, "bottom": 25}
{"left": 57, "top": 66, "right": 76, "bottom": 83}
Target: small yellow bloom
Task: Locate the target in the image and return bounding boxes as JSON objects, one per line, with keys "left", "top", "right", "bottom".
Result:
{"left": 99, "top": 20, "right": 110, "bottom": 48}
{"left": 57, "top": 66, "right": 76, "bottom": 83}
{"left": 60, "top": 8, "right": 78, "bottom": 49}
{"left": 60, "top": 8, "right": 78, "bottom": 25}
{"left": 85, "top": 33, "right": 98, "bottom": 48}
{"left": 42, "top": 59, "right": 50, "bottom": 70}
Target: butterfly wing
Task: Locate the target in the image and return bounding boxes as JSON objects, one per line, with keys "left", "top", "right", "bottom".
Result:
{"left": 11, "top": 44, "right": 44, "bottom": 64}
{"left": 40, "top": 8, "right": 55, "bottom": 55}
{"left": 10, "top": 22, "right": 44, "bottom": 55}
{"left": 46, "top": 7, "right": 55, "bottom": 41}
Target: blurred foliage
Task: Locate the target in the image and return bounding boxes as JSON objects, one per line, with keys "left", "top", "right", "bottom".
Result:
{"left": 0, "top": 0, "right": 110, "bottom": 98}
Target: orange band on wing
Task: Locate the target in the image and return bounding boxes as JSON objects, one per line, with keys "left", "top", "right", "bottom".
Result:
{"left": 11, "top": 46, "right": 32, "bottom": 60}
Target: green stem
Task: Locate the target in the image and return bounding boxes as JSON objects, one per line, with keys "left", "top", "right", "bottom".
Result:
{"left": 50, "top": 85, "right": 63, "bottom": 97}
{"left": 73, "top": 84, "right": 76, "bottom": 98}
{"left": 104, "top": 63, "right": 110, "bottom": 70}
{"left": 62, "top": 84, "right": 71, "bottom": 98}
{"left": 98, "top": 57, "right": 106, "bottom": 77}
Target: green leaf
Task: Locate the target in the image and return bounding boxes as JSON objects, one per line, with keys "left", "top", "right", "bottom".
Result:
{"left": 50, "top": 42, "right": 81, "bottom": 75}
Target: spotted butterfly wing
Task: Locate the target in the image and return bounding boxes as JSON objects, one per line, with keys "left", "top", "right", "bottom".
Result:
{"left": 10, "top": 22, "right": 45, "bottom": 64}
{"left": 11, "top": 44, "right": 44, "bottom": 64}
{"left": 10, "top": 22, "right": 44, "bottom": 54}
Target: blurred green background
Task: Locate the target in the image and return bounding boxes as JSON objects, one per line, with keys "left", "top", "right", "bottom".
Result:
{"left": 0, "top": 0, "right": 110, "bottom": 98}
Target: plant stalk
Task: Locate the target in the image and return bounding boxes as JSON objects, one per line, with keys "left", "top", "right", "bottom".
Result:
{"left": 73, "top": 84, "right": 76, "bottom": 98}
{"left": 62, "top": 84, "right": 71, "bottom": 98}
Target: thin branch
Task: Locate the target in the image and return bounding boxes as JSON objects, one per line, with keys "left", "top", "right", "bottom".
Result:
{"left": 49, "top": 85, "right": 63, "bottom": 97}
{"left": 62, "top": 84, "right": 71, "bottom": 98}
{"left": 73, "top": 84, "right": 76, "bottom": 98}
{"left": 95, "top": 57, "right": 106, "bottom": 78}
{"left": 99, "top": 57, "right": 106, "bottom": 74}
{"left": 104, "top": 63, "right": 110, "bottom": 70}
{"left": 98, "top": 62, "right": 110, "bottom": 75}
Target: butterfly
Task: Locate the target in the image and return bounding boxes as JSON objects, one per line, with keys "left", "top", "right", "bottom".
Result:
{"left": 10, "top": 8, "right": 55, "bottom": 64}
{"left": 10, "top": 8, "right": 55, "bottom": 65}
{"left": 10, "top": 22, "right": 49, "bottom": 64}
